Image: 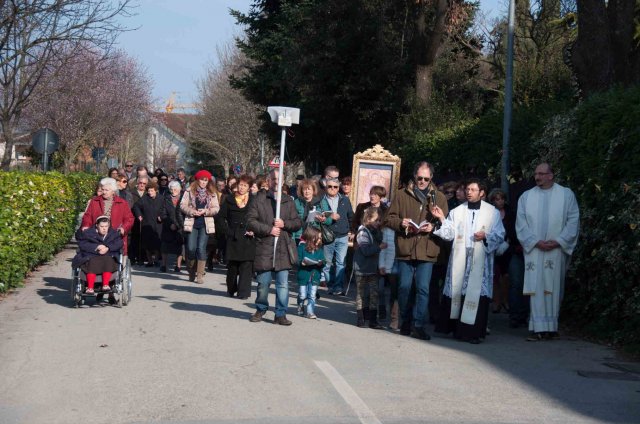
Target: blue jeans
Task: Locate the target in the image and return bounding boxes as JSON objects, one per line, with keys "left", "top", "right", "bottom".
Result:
{"left": 186, "top": 227, "right": 208, "bottom": 261}
{"left": 508, "top": 254, "right": 529, "bottom": 323}
{"left": 398, "top": 260, "right": 434, "bottom": 329}
{"left": 323, "top": 235, "right": 349, "bottom": 293}
{"left": 255, "top": 270, "right": 290, "bottom": 317}
{"left": 298, "top": 283, "right": 318, "bottom": 315}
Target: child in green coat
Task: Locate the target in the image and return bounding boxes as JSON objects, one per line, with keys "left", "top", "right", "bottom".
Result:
{"left": 297, "top": 226, "right": 324, "bottom": 319}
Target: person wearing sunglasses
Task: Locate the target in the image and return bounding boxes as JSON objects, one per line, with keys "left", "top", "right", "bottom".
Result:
{"left": 158, "top": 173, "right": 170, "bottom": 196}
{"left": 385, "top": 161, "right": 449, "bottom": 341}
{"left": 321, "top": 175, "right": 354, "bottom": 296}
{"left": 123, "top": 162, "right": 135, "bottom": 180}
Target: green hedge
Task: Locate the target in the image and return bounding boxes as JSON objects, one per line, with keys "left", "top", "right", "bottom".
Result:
{"left": 398, "top": 100, "right": 573, "bottom": 179}
{"left": 0, "top": 171, "right": 98, "bottom": 291}
{"left": 558, "top": 86, "right": 640, "bottom": 353}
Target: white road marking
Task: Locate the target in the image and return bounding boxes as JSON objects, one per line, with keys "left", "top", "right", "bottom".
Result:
{"left": 314, "top": 360, "right": 382, "bottom": 424}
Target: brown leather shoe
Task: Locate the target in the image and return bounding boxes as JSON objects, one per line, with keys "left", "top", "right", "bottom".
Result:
{"left": 273, "top": 315, "right": 292, "bottom": 326}
{"left": 250, "top": 310, "right": 265, "bottom": 322}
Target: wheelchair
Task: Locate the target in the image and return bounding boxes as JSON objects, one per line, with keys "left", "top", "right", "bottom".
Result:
{"left": 70, "top": 253, "right": 132, "bottom": 308}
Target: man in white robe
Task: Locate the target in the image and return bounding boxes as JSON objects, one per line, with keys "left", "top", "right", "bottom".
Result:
{"left": 431, "top": 179, "right": 505, "bottom": 344}
{"left": 516, "top": 163, "right": 580, "bottom": 340}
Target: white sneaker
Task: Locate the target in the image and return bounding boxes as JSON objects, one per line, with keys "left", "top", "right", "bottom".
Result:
{"left": 297, "top": 304, "right": 305, "bottom": 316}
{"left": 307, "top": 314, "right": 317, "bottom": 319}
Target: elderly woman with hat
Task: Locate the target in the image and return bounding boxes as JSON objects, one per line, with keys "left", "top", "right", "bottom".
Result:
{"left": 180, "top": 169, "right": 220, "bottom": 283}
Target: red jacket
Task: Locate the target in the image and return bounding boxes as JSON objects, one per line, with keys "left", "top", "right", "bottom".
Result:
{"left": 81, "top": 195, "right": 135, "bottom": 255}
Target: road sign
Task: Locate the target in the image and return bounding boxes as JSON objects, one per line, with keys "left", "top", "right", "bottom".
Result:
{"left": 92, "top": 147, "right": 106, "bottom": 162}
{"left": 268, "top": 157, "right": 286, "bottom": 168}
{"left": 31, "top": 129, "right": 59, "bottom": 154}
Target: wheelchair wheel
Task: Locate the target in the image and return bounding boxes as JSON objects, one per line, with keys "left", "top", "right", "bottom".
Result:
{"left": 122, "top": 257, "right": 132, "bottom": 306}
{"left": 70, "top": 269, "right": 82, "bottom": 308}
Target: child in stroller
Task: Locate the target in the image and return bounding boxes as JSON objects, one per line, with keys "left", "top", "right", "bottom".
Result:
{"left": 72, "top": 216, "right": 123, "bottom": 295}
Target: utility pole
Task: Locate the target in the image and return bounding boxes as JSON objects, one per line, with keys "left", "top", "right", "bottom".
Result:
{"left": 501, "top": 0, "right": 516, "bottom": 193}
{"left": 259, "top": 135, "right": 265, "bottom": 174}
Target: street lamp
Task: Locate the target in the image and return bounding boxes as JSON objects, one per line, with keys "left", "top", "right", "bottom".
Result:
{"left": 501, "top": 0, "right": 516, "bottom": 194}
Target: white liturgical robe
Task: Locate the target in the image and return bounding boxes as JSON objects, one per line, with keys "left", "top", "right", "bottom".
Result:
{"left": 434, "top": 200, "right": 505, "bottom": 325}
{"left": 516, "top": 183, "right": 580, "bottom": 332}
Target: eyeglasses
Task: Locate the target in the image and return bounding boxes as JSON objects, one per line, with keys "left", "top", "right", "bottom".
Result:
{"left": 445, "top": 191, "right": 455, "bottom": 195}
{"left": 416, "top": 176, "right": 431, "bottom": 182}
{"left": 327, "top": 185, "right": 340, "bottom": 189}
{"left": 125, "top": 164, "right": 133, "bottom": 167}
{"left": 122, "top": 180, "right": 128, "bottom": 183}
{"left": 137, "top": 182, "right": 146, "bottom": 185}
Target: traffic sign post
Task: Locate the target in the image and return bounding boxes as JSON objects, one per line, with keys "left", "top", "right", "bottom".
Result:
{"left": 32, "top": 128, "right": 60, "bottom": 172}
{"left": 91, "top": 147, "right": 106, "bottom": 173}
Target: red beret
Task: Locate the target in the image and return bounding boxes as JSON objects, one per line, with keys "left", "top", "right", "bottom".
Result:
{"left": 194, "top": 170, "right": 212, "bottom": 181}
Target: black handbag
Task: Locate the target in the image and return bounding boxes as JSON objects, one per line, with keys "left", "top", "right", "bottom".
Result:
{"left": 318, "top": 222, "right": 335, "bottom": 245}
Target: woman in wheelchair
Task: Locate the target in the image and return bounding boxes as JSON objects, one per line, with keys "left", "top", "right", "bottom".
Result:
{"left": 72, "top": 216, "right": 123, "bottom": 295}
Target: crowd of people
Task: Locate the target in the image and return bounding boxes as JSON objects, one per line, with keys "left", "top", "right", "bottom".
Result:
{"left": 78, "top": 159, "right": 579, "bottom": 343}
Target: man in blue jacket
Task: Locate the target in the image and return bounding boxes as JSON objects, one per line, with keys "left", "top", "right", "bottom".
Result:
{"left": 322, "top": 176, "right": 354, "bottom": 295}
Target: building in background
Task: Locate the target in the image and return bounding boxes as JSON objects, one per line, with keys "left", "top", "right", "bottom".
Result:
{"left": 147, "top": 112, "right": 195, "bottom": 173}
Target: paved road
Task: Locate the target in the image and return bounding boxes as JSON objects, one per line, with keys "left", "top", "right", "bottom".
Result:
{"left": 1, "top": 246, "right": 639, "bottom": 424}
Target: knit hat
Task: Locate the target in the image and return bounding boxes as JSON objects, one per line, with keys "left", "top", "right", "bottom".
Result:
{"left": 194, "top": 170, "right": 212, "bottom": 181}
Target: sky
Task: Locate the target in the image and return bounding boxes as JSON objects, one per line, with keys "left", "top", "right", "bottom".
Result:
{"left": 117, "top": 0, "right": 506, "bottom": 110}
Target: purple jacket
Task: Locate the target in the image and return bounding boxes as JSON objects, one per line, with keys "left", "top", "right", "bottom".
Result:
{"left": 72, "top": 227, "right": 123, "bottom": 269}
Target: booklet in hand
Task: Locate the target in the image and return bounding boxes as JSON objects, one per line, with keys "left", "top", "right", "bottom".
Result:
{"left": 301, "top": 257, "right": 322, "bottom": 266}
{"left": 407, "top": 219, "right": 429, "bottom": 230}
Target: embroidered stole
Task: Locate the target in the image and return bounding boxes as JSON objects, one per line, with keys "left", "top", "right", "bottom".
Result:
{"left": 523, "top": 185, "right": 565, "bottom": 295}
{"left": 450, "top": 201, "right": 494, "bottom": 324}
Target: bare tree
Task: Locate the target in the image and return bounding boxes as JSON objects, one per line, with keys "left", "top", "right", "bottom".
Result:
{"left": 190, "top": 43, "right": 267, "bottom": 176}
{"left": 0, "top": 0, "right": 133, "bottom": 169}
{"left": 25, "top": 47, "right": 152, "bottom": 171}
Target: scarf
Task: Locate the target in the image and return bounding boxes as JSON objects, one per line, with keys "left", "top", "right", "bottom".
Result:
{"left": 196, "top": 187, "right": 208, "bottom": 205}
{"left": 103, "top": 198, "right": 113, "bottom": 219}
{"left": 235, "top": 192, "right": 249, "bottom": 208}
{"left": 171, "top": 193, "right": 180, "bottom": 207}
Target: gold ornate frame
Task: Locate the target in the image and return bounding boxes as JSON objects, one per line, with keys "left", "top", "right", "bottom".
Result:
{"left": 349, "top": 144, "right": 401, "bottom": 208}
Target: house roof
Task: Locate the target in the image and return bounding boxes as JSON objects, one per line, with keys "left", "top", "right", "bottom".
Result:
{"left": 152, "top": 112, "right": 197, "bottom": 139}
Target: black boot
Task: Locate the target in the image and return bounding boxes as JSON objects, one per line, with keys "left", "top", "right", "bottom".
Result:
{"left": 369, "top": 308, "right": 383, "bottom": 329}
{"left": 363, "top": 306, "right": 370, "bottom": 321}
{"left": 378, "top": 305, "right": 387, "bottom": 320}
{"left": 356, "top": 309, "right": 365, "bottom": 327}
{"left": 400, "top": 320, "right": 411, "bottom": 336}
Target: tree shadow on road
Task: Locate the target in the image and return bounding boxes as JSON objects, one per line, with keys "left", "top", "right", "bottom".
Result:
{"left": 38, "top": 277, "right": 72, "bottom": 307}
{"left": 170, "top": 301, "right": 250, "bottom": 320}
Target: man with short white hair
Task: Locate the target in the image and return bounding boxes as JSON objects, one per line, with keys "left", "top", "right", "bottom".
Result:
{"left": 516, "top": 163, "right": 579, "bottom": 341}
{"left": 322, "top": 170, "right": 354, "bottom": 296}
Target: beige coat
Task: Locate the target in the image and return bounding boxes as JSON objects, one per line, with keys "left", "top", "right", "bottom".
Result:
{"left": 180, "top": 189, "right": 220, "bottom": 234}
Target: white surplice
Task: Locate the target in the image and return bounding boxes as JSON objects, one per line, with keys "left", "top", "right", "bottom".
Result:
{"left": 516, "top": 183, "right": 580, "bottom": 332}
{"left": 435, "top": 201, "right": 505, "bottom": 325}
